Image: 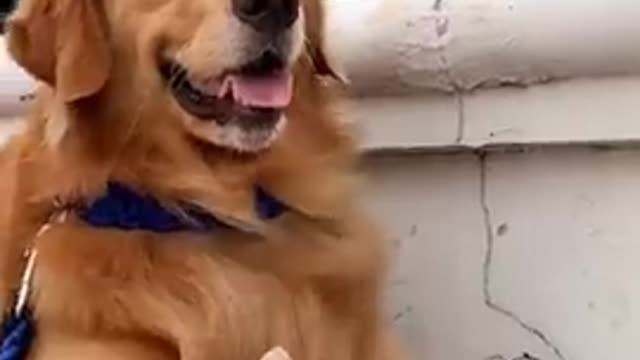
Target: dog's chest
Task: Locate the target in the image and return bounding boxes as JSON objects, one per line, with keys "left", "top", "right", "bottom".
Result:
{"left": 29, "top": 331, "right": 178, "bottom": 360}
{"left": 25, "top": 227, "right": 341, "bottom": 360}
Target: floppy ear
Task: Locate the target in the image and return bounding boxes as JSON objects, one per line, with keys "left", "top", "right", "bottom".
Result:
{"left": 6, "top": 0, "right": 111, "bottom": 103}
{"left": 303, "top": 0, "right": 346, "bottom": 83}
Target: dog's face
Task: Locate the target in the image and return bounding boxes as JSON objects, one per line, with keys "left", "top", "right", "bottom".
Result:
{"left": 155, "top": 0, "right": 304, "bottom": 152}
{"left": 6, "top": 0, "right": 339, "bottom": 153}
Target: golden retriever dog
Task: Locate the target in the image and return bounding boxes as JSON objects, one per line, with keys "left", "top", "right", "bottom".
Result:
{"left": 0, "top": 0, "right": 402, "bottom": 359}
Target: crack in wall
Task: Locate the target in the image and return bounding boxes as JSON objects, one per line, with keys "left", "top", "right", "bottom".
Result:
{"left": 485, "top": 352, "right": 541, "bottom": 360}
{"left": 430, "top": 0, "right": 466, "bottom": 144}
{"left": 478, "top": 153, "right": 568, "bottom": 360}
{"left": 454, "top": 91, "right": 465, "bottom": 143}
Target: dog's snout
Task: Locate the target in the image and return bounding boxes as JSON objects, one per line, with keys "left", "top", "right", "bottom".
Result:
{"left": 232, "top": 0, "right": 299, "bottom": 33}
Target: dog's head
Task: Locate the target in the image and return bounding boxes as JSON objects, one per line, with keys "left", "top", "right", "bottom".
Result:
{"left": 6, "top": 0, "right": 341, "bottom": 153}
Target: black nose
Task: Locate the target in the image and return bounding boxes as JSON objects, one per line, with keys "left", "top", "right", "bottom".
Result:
{"left": 232, "top": 0, "right": 299, "bottom": 33}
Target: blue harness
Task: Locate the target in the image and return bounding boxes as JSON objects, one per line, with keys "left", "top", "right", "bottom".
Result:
{"left": 0, "top": 182, "right": 288, "bottom": 360}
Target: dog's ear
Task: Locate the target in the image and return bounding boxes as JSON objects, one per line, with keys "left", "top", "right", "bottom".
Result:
{"left": 303, "top": 0, "right": 346, "bottom": 83}
{"left": 6, "top": 0, "right": 111, "bottom": 103}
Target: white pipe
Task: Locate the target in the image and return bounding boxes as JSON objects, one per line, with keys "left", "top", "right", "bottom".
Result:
{"left": 326, "top": 0, "right": 640, "bottom": 94}
{"left": 4, "top": 0, "right": 640, "bottom": 99}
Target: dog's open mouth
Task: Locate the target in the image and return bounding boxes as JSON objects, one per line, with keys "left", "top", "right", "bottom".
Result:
{"left": 160, "top": 49, "right": 293, "bottom": 132}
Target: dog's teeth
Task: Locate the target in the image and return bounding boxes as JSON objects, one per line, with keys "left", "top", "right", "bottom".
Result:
{"left": 217, "top": 79, "right": 232, "bottom": 99}
{"left": 232, "top": 86, "right": 242, "bottom": 105}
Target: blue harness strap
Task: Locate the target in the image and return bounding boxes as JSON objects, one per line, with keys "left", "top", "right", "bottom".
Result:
{"left": 0, "top": 182, "right": 288, "bottom": 359}
{"left": 0, "top": 312, "right": 33, "bottom": 360}
{"left": 79, "top": 182, "right": 288, "bottom": 232}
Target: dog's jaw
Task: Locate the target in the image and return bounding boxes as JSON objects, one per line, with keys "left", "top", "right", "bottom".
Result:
{"left": 185, "top": 111, "right": 288, "bottom": 153}
{"left": 161, "top": 11, "right": 305, "bottom": 154}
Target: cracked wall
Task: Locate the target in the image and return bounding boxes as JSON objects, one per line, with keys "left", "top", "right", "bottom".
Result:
{"left": 364, "top": 147, "right": 640, "bottom": 360}
{"left": 479, "top": 154, "right": 567, "bottom": 360}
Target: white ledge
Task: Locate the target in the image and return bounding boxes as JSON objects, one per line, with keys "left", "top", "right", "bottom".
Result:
{"left": 327, "top": 0, "right": 640, "bottom": 95}
{"left": 355, "top": 76, "right": 640, "bottom": 153}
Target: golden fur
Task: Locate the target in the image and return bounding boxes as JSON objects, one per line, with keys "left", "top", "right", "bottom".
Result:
{"left": 0, "top": 0, "right": 402, "bottom": 359}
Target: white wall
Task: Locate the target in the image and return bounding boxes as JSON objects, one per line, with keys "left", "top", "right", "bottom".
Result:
{"left": 366, "top": 149, "right": 640, "bottom": 360}
{"left": 329, "top": 1, "right": 640, "bottom": 359}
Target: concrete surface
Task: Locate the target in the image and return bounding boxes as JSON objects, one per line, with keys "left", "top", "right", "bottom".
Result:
{"left": 365, "top": 148, "right": 640, "bottom": 360}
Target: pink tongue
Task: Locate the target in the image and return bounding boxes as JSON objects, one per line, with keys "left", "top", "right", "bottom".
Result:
{"left": 219, "top": 72, "right": 293, "bottom": 108}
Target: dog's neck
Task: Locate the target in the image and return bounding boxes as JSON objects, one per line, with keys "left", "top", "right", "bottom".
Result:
{"left": 17, "top": 90, "right": 256, "bottom": 226}
{"left": 22, "top": 73, "right": 358, "bottom": 228}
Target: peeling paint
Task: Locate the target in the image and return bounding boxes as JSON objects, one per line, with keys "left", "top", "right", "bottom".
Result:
{"left": 395, "top": 1, "right": 454, "bottom": 91}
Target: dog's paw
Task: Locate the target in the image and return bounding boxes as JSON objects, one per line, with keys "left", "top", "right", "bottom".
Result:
{"left": 260, "top": 347, "right": 291, "bottom": 360}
